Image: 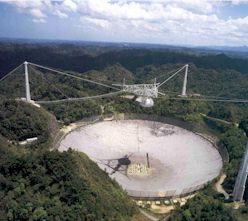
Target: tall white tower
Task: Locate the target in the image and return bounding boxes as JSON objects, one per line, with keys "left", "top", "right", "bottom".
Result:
{"left": 181, "top": 64, "right": 188, "bottom": 96}
{"left": 24, "top": 61, "right": 31, "bottom": 102}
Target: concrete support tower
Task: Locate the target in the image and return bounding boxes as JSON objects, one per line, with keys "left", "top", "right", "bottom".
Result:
{"left": 181, "top": 64, "right": 188, "bottom": 96}
{"left": 24, "top": 61, "right": 31, "bottom": 102}
{"left": 233, "top": 142, "right": 248, "bottom": 202}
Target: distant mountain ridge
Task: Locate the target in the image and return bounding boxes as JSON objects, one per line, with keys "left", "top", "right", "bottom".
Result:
{"left": 0, "top": 42, "right": 248, "bottom": 80}
{"left": 196, "top": 45, "right": 248, "bottom": 53}
{"left": 0, "top": 37, "right": 247, "bottom": 54}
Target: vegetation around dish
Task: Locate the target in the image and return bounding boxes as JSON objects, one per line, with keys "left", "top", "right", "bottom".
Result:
{"left": 1, "top": 43, "right": 248, "bottom": 220}
{"left": 0, "top": 100, "right": 137, "bottom": 221}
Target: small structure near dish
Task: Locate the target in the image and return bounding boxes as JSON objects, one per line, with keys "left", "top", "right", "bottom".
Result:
{"left": 128, "top": 162, "right": 151, "bottom": 177}
{"left": 19, "top": 137, "right": 38, "bottom": 145}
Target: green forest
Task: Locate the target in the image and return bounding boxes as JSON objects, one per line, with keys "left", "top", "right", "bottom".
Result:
{"left": 0, "top": 100, "right": 137, "bottom": 221}
{"left": 1, "top": 43, "right": 248, "bottom": 220}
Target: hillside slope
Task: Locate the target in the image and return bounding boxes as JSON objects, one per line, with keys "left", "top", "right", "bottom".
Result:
{"left": 0, "top": 100, "right": 138, "bottom": 221}
{"left": 0, "top": 100, "right": 58, "bottom": 148}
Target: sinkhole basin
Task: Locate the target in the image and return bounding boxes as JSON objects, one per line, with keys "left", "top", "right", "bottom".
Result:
{"left": 59, "top": 120, "right": 223, "bottom": 198}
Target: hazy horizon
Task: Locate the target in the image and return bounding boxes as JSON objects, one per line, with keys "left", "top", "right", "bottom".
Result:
{"left": 1, "top": 36, "right": 248, "bottom": 50}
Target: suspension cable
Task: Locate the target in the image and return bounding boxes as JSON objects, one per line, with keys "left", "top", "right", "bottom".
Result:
{"left": 29, "top": 66, "right": 69, "bottom": 99}
{"left": 157, "top": 65, "right": 187, "bottom": 88}
{"left": 36, "top": 91, "right": 122, "bottom": 104}
{"left": 79, "top": 71, "right": 130, "bottom": 86}
{"left": 160, "top": 96, "right": 248, "bottom": 103}
{"left": 0, "top": 63, "right": 24, "bottom": 82}
{"left": 159, "top": 90, "right": 248, "bottom": 101}
{"left": 199, "top": 94, "right": 246, "bottom": 100}
{"left": 3, "top": 61, "right": 248, "bottom": 105}
{"left": 150, "top": 64, "right": 186, "bottom": 81}
{"left": 28, "top": 62, "right": 120, "bottom": 91}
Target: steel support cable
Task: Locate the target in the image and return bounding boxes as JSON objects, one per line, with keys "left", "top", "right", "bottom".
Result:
{"left": 0, "top": 63, "right": 24, "bottom": 82}
{"left": 159, "top": 90, "right": 245, "bottom": 100}
{"left": 149, "top": 65, "right": 187, "bottom": 82}
{"left": 29, "top": 66, "right": 69, "bottom": 99}
{"left": 158, "top": 96, "right": 248, "bottom": 103}
{"left": 77, "top": 72, "right": 128, "bottom": 86}
{"left": 159, "top": 90, "right": 180, "bottom": 95}
{"left": 159, "top": 88, "right": 248, "bottom": 101}
{"left": 36, "top": 91, "right": 123, "bottom": 104}
{"left": 28, "top": 62, "right": 120, "bottom": 91}
{"left": 199, "top": 94, "right": 246, "bottom": 100}
{"left": 157, "top": 65, "right": 187, "bottom": 88}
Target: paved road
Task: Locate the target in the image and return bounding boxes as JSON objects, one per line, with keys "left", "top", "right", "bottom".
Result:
{"left": 215, "top": 174, "right": 229, "bottom": 199}
{"left": 200, "top": 113, "right": 232, "bottom": 125}
{"left": 139, "top": 209, "right": 159, "bottom": 221}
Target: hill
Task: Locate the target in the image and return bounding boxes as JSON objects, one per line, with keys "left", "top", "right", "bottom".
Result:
{"left": 0, "top": 99, "right": 58, "bottom": 148}
{"left": 0, "top": 101, "right": 138, "bottom": 220}
{"left": 1, "top": 43, "right": 248, "bottom": 220}
{"left": 1, "top": 43, "right": 248, "bottom": 79}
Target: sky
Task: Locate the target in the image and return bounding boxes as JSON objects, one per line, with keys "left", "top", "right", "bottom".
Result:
{"left": 0, "top": 0, "right": 248, "bottom": 46}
